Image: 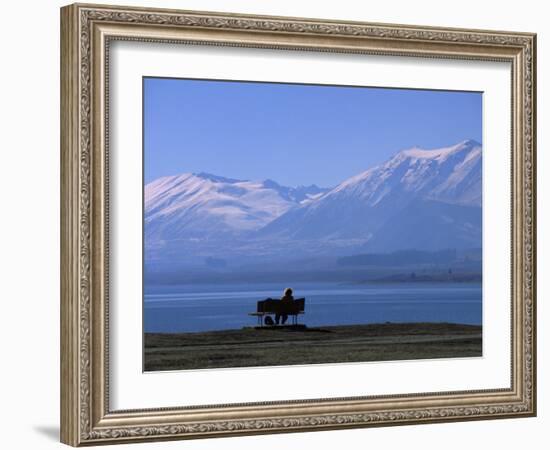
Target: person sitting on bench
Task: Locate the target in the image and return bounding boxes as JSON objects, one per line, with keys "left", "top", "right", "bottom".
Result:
{"left": 275, "top": 287, "right": 294, "bottom": 325}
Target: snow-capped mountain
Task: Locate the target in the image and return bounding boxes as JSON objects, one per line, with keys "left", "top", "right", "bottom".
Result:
{"left": 144, "top": 172, "right": 327, "bottom": 241}
{"left": 260, "top": 139, "right": 481, "bottom": 246}
{"left": 145, "top": 139, "right": 482, "bottom": 260}
{"left": 335, "top": 139, "right": 481, "bottom": 207}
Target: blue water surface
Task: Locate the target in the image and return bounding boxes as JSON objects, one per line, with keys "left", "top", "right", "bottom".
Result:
{"left": 144, "top": 282, "right": 482, "bottom": 333}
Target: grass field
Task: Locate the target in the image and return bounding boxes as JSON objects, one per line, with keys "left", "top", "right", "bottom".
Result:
{"left": 144, "top": 322, "right": 482, "bottom": 371}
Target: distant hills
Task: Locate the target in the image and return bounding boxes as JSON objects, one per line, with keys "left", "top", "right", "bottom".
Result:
{"left": 338, "top": 249, "right": 459, "bottom": 267}
{"left": 145, "top": 139, "right": 482, "bottom": 268}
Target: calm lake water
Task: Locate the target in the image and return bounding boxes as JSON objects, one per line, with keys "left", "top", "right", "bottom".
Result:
{"left": 144, "top": 282, "right": 482, "bottom": 333}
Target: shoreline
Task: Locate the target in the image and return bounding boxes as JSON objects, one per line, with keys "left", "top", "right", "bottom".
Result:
{"left": 145, "top": 322, "right": 482, "bottom": 372}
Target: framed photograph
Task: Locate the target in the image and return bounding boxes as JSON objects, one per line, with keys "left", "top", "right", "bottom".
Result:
{"left": 60, "top": 3, "right": 537, "bottom": 446}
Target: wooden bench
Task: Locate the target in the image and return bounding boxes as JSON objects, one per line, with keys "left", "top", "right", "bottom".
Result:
{"left": 248, "top": 298, "right": 305, "bottom": 326}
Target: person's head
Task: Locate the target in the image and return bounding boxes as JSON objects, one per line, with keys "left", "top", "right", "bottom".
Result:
{"left": 284, "top": 287, "right": 293, "bottom": 297}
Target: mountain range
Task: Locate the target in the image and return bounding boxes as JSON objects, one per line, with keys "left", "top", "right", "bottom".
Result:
{"left": 145, "top": 172, "right": 328, "bottom": 241}
{"left": 145, "top": 139, "right": 482, "bottom": 266}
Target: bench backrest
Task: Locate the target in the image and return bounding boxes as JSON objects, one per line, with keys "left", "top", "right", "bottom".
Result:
{"left": 291, "top": 298, "right": 305, "bottom": 314}
{"left": 258, "top": 298, "right": 305, "bottom": 314}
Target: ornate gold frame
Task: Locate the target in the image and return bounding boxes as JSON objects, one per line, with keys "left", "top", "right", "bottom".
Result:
{"left": 60, "top": 3, "right": 537, "bottom": 446}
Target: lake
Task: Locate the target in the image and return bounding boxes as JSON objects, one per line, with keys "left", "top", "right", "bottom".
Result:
{"left": 144, "top": 282, "right": 482, "bottom": 333}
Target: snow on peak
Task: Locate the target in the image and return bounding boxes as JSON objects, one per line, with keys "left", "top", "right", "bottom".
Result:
{"left": 194, "top": 172, "right": 244, "bottom": 184}
{"left": 398, "top": 139, "right": 480, "bottom": 162}
{"left": 144, "top": 172, "right": 330, "bottom": 241}
{"left": 317, "top": 139, "right": 481, "bottom": 207}
{"left": 259, "top": 139, "right": 482, "bottom": 243}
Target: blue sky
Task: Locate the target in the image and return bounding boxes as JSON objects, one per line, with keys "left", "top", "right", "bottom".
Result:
{"left": 144, "top": 77, "right": 482, "bottom": 187}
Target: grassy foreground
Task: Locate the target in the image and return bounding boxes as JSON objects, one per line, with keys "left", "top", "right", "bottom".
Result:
{"left": 144, "top": 322, "right": 482, "bottom": 371}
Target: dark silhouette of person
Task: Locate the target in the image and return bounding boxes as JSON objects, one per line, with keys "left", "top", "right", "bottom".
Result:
{"left": 275, "top": 287, "right": 294, "bottom": 325}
